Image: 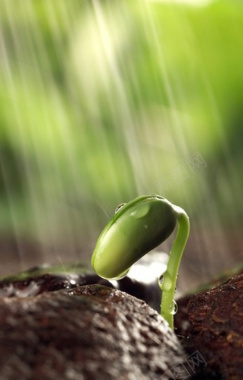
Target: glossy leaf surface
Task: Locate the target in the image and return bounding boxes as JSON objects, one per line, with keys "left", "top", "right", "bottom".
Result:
{"left": 92, "top": 195, "right": 177, "bottom": 279}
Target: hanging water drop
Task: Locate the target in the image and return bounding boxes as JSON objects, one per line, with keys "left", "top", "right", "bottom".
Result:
{"left": 115, "top": 203, "right": 126, "bottom": 213}
{"left": 169, "top": 300, "right": 178, "bottom": 315}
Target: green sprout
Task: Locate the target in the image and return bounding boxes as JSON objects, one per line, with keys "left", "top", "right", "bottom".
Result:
{"left": 91, "top": 194, "right": 190, "bottom": 330}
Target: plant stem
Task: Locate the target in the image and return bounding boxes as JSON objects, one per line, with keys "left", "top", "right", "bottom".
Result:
{"left": 160, "top": 207, "right": 190, "bottom": 330}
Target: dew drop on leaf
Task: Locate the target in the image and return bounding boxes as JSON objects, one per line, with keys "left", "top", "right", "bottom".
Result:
{"left": 158, "top": 273, "right": 164, "bottom": 287}
{"left": 115, "top": 203, "right": 126, "bottom": 213}
{"left": 158, "top": 271, "right": 172, "bottom": 291}
{"left": 130, "top": 204, "right": 150, "bottom": 219}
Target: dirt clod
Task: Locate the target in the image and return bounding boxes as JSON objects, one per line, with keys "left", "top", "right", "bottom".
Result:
{"left": 175, "top": 274, "right": 243, "bottom": 380}
{"left": 0, "top": 284, "right": 185, "bottom": 380}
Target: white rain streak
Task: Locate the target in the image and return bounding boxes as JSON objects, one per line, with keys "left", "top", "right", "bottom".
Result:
{"left": 0, "top": 0, "right": 242, "bottom": 287}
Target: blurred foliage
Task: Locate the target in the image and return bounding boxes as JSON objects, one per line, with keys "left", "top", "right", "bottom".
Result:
{"left": 0, "top": 0, "right": 243, "bottom": 248}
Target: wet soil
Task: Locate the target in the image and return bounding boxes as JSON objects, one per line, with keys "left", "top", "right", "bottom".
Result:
{"left": 175, "top": 271, "right": 243, "bottom": 380}
{"left": 0, "top": 283, "right": 184, "bottom": 380}
{"left": 0, "top": 263, "right": 242, "bottom": 379}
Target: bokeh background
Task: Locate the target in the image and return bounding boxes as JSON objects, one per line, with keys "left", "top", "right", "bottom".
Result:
{"left": 0, "top": 0, "right": 242, "bottom": 291}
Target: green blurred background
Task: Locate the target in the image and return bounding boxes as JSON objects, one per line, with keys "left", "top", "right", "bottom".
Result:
{"left": 0, "top": 0, "right": 242, "bottom": 288}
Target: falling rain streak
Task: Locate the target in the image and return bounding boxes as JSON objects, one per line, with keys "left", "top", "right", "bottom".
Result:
{"left": 0, "top": 0, "right": 242, "bottom": 293}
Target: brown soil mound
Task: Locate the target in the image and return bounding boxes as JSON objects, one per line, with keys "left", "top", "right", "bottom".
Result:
{"left": 175, "top": 273, "right": 243, "bottom": 380}
{"left": 0, "top": 284, "right": 185, "bottom": 380}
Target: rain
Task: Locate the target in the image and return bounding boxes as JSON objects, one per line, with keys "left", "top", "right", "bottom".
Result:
{"left": 0, "top": 0, "right": 243, "bottom": 295}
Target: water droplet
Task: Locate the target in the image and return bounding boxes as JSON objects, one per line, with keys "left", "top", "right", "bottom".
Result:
{"left": 115, "top": 203, "right": 126, "bottom": 213}
{"left": 169, "top": 300, "right": 178, "bottom": 315}
{"left": 158, "top": 271, "right": 172, "bottom": 291}
{"left": 158, "top": 273, "right": 164, "bottom": 287}
{"left": 130, "top": 204, "right": 150, "bottom": 219}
